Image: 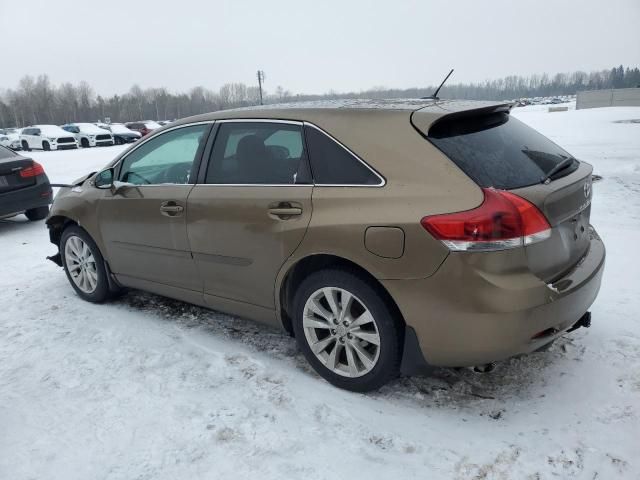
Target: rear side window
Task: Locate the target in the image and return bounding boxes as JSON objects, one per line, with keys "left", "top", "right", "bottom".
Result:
{"left": 206, "top": 122, "right": 310, "bottom": 185}
{"left": 304, "top": 126, "right": 382, "bottom": 185}
{"left": 428, "top": 113, "right": 578, "bottom": 189}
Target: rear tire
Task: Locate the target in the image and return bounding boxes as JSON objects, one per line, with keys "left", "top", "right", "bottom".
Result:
{"left": 60, "top": 225, "right": 111, "bottom": 303}
{"left": 21, "top": 140, "right": 30, "bottom": 151}
{"left": 25, "top": 206, "right": 49, "bottom": 221}
{"left": 81, "top": 138, "right": 90, "bottom": 148}
{"left": 42, "top": 141, "right": 50, "bottom": 151}
{"left": 292, "top": 268, "right": 402, "bottom": 392}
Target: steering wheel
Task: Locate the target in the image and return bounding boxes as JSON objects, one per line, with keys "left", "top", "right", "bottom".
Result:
{"left": 125, "top": 171, "right": 152, "bottom": 184}
{"left": 162, "top": 163, "right": 191, "bottom": 184}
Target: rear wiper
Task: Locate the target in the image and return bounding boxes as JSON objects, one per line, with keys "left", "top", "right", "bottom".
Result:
{"left": 540, "top": 157, "right": 575, "bottom": 184}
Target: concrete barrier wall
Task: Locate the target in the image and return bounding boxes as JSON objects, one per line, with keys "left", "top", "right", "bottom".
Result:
{"left": 577, "top": 88, "right": 640, "bottom": 109}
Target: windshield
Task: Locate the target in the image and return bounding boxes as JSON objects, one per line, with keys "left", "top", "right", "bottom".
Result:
{"left": 428, "top": 113, "right": 578, "bottom": 189}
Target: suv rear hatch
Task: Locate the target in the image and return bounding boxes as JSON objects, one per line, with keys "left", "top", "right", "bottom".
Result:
{"left": 0, "top": 149, "right": 38, "bottom": 194}
{"left": 412, "top": 105, "right": 592, "bottom": 282}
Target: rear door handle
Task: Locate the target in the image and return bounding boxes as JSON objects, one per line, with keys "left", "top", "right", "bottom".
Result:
{"left": 269, "top": 207, "right": 302, "bottom": 216}
{"left": 268, "top": 202, "right": 303, "bottom": 219}
{"left": 160, "top": 201, "right": 184, "bottom": 216}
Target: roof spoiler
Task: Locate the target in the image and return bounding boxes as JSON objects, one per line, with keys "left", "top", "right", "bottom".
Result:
{"left": 411, "top": 101, "right": 515, "bottom": 137}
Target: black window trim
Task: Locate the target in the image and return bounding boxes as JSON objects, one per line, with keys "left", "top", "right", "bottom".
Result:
{"left": 193, "top": 118, "right": 386, "bottom": 188}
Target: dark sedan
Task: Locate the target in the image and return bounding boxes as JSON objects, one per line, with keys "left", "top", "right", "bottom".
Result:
{"left": 0, "top": 145, "right": 52, "bottom": 220}
{"left": 103, "top": 124, "right": 142, "bottom": 145}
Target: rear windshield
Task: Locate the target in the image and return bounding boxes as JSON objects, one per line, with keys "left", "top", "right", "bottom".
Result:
{"left": 428, "top": 112, "right": 578, "bottom": 189}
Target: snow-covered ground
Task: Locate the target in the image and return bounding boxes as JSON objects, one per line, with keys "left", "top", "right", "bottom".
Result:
{"left": 1, "top": 105, "right": 639, "bottom": 479}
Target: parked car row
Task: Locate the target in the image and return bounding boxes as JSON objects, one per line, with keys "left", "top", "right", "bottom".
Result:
{"left": 512, "top": 95, "right": 576, "bottom": 107}
{"left": 0, "top": 119, "right": 171, "bottom": 152}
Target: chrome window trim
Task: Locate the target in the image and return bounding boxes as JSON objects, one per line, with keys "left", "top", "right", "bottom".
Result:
{"left": 192, "top": 118, "right": 386, "bottom": 188}
{"left": 216, "top": 118, "right": 303, "bottom": 125}
{"left": 114, "top": 121, "right": 215, "bottom": 181}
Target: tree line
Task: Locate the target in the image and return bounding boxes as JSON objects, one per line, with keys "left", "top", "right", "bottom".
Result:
{"left": 1, "top": 65, "right": 638, "bottom": 128}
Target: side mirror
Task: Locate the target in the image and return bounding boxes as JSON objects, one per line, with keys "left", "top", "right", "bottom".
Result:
{"left": 94, "top": 168, "right": 114, "bottom": 189}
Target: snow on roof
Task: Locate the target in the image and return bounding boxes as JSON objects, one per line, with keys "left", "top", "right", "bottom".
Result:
{"left": 229, "top": 98, "right": 442, "bottom": 112}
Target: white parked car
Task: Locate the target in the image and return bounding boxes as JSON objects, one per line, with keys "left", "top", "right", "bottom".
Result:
{"left": 0, "top": 128, "right": 22, "bottom": 150}
{"left": 20, "top": 125, "right": 79, "bottom": 151}
{"left": 61, "top": 123, "right": 114, "bottom": 148}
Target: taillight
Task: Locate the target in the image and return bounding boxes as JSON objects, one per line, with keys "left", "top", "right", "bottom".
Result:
{"left": 420, "top": 188, "right": 551, "bottom": 252}
{"left": 19, "top": 161, "right": 45, "bottom": 178}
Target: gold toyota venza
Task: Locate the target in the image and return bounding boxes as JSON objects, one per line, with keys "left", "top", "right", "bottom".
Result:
{"left": 46, "top": 100, "right": 605, "bottom": 391}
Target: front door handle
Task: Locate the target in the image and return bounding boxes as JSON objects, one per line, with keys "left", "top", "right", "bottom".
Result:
{"left": 268, "top": 202, "right": 303, "bottom": 219}
{"left": 160, "top": 201, "right": 184, "bottom": 217}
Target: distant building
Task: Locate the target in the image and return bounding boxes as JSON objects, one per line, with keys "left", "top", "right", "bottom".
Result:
{"left": 576, "top": 88, "right": 640, "bottom": 109}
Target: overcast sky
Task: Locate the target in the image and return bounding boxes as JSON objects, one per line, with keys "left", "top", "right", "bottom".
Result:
{"left": 1, "top": 0, "right": 638, "bottom": 96}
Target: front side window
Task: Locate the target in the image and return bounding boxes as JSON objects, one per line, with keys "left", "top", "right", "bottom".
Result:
{"left": 119, "top": 124, "right": 208, "bottom": 185}
{"left": 205, "top": 122, "right": 310, "bottom": 184}
{"left": 304, "top": 125, "right": 382, "bottom": 185}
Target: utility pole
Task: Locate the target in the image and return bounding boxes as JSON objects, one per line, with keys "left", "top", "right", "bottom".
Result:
{"left": 257, "top": 70, "right": 265, "bottom": 105}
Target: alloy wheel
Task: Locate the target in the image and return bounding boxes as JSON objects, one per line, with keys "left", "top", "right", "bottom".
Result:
{"left": 303, "top": 287, "right": 381, "bottom": 378}
{"left": 64, "top": 235, "right": 98, "bottom": 294}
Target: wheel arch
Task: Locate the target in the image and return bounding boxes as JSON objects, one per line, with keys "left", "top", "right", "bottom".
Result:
{"left": 46, "top": 215, "right": 79, "bottom": 247}
{"left": 48, "top": 216, "right": 123, "bottom": 294}
{"left": 277, "top": 253, "right": 406, "bottom": 336}
{"left": 277, "top": 253, "right": 432, "bottom": 375}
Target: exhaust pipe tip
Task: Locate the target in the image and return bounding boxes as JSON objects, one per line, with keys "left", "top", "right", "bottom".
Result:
{"left": 472, "top": 363, "right": 496, "bottom": 374}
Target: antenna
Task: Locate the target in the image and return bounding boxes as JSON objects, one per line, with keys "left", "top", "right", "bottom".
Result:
{"left": 421, "top": 69, "right": 454, "bottom": 100}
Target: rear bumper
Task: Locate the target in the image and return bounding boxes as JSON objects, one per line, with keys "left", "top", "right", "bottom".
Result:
{"left": 0, "top": 176, "right": 53, "bottom": 217}
{"left": 384, "top": 226, "right": 605, "bottom": 368}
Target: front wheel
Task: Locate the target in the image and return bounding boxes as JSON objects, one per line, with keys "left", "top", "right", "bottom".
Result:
{"left": 42, "top": 141, "right": 50, "bottom": 151}
{"left": 21, "top": 140, "right": 30, "bottom": 151}
{"left": 60, "top": 226, "right": 111, "bottom": 302}
{"left": 81, "top": 138, "right": 90, "bottom": 148}
{"left": 292, "top": 269, "right": 402, "bottom": 392}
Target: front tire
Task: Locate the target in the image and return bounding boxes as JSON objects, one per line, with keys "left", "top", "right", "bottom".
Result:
{"left": 60, "top": 225, "right": 111, "bottom": 302}
{"left": 21, "top": 140, "right": 30, "bottom": 151}
{"left": 81, "top": 138, "right": 90, "bottom": 148}
{"left": 292, "top": 268, "right": 402, "bottom": 392}
{"left": 25, "top": 206, "right": 49, "bottom": 221}
{"left": 42, "top": 141, "right": 50, "bottom": 151}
